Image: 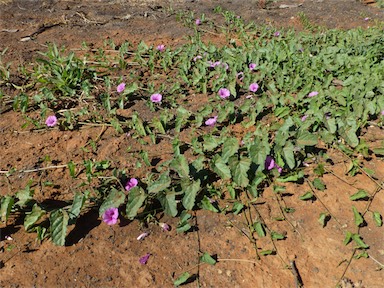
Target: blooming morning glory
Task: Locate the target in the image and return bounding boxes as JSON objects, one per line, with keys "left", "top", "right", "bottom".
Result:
{"left": 249, "top": 83, "right": 259, "bottom": 93}
{"left": 218, "top": 88, "right": 230, "bottom": 99}
{"left": 156, "top": 44, "right": 165, "bottom": 52}
{"left": 117, "top": 82, "right": 126, "bottom": 93}
{"left": 195, "top": 18, "right": 201, "bottom": 25}
{"left": 308, "top": 91, "right": 318, "bottom": 97}
{"left": 139, "top": 253, "right": 151, "bottom": 265}
{"left": 137, "top": 232, "right": 149, "bottom": 241}
{"left": 265, "top": 156, "right": 282, "bottom": 173}
{"left": 150, "top": 93, "right": 162, "bottom": 103}
{"left": 249, "top": 63, "right": 257, "bottom": 70}
{"left": 205, "top": 116, "right": 218, "bottom": 126}
{"left": 159, "top": 222, "right": 170, "bottom": 231}
{"left": 45, "top": 115, "right": 58, "bottom": 127}
{"left": 102, "top": 207, "right": 119, "bottom": 225}
{"left": 125, "top": 178, "right": 138, "bottom": 191}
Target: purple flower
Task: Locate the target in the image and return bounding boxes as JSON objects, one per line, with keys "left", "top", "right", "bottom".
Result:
{"left": 195, "top": 18, "right": 201, "bottom": 25}
{"left": 274, "top": 31, "right": 280, "bottom": 37}
{"left": 117, "top": 82, "right": 126, "bottom": 93}
{"left": 102, "top": 207, "right": 119, "bottom": 225}
{"left": 150, "top": 93, "right": 162, "bottom": 103}
{"left": 249, "top": 63, "right": 257, "bottom": 70}
{"left": 193, "top": 55, "right": 202, "bottom": 61}
{"left": 265, "top": 156, "right": 282, "bottom": 173}
{"left": 249, "top": 83, "right": 259, "bottom": 93}
{"left": 364, "top": 17, "right": 370, "bottom": 21}
{"left": 139, "top": 253, "right": 151, "bottom": 265}
{"left": 156, "top": 44, "right": 165, "bottom": 52}
{"left": 205, "top": 116, "right": 218, "bottom": 126}
{"left": 137, "top": 232, "right": 149, "bottom": 241}
{"left": 125, "top": 178, "right": 138, "bottom": 191}
{"left": 381, "top": 110, "right": 384, "bottom": 116}
{"left": 308, "top": 91, "right": 319, "bottom": 97}
{"left": 45, "top": 115, "right": 58, "bottom": 127}
{"left": 301, "top": 115, "right": 308, "bottom": 122}
{"left": 218, "top": 88, "right": 230, "bottom": 99}
{"left": 159, "top": 222, "right": 170, "bottom": 231}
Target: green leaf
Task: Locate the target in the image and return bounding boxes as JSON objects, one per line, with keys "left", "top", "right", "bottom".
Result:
{"left": 211, "top": 155, "right": 231, "bottom": 180}
{"left": 372, "top": 148, "right": 384, "bottom": 156}
{"left": 276, "top": 171, "right": 304, "bottom": 183}
{"left": 200, "top": 252, "right": 217, "bottom": 265}
{"left": 283, "top": 142, "right": 296, "bottom": 169}
{"left": 232, "top": 201, "right": 244, "bottom": 215}
{"left": 229, "top": 157, "right": 251, "bottom": 187}
{"left": 15, "top": 185, "right": 34, "bottom": 207}
{"left": 299, "top": 191, "right": 314, "bottom": 201}
{"left": 372, "top": 211, "right": 382, "bottom": 227}
{"left": 200, "top": 195, "right": 219, "bottom": 212}
{"left": 343, "top": 231, "right": 353, "bottom": 245}
{"left": 297, "top": 131, "right": 318, "bottom": 146}
{"left": 174, "top": 272, "right": 191, "bottom": 287}
{"left": 147, "top": 173, "right": 171, "bottom": 194}
{"left": 50, "top": 209, "right": 69, "bottom": 246}
{"left": 318, "top": 212, "right": 329, "bottom": 227}
{"left": 24, "top": 204, "right": 45, "bottom": 231}
{"left": 126, "top": 187, "right": 147, "bottom": 220}
{"left": 182, "top": 179, "right": 201, "bottom": 210}
{"left": 253, "top": 222, "right": 266, "bottom": 237}
{"left": 352, "top": 206, "right": 364, "bottom": 227}
{"left": 312, "top": 178, "right": 326, "bottom": 191}
{"left": 260, "top": 250, "right": 275, "bottom": 256}
{"left": 69, "top": 192, "right": 87, "bottom": 220}
{"left": 170, "top": 155, "right": 190, "bottom": 179}
{"left": 221, "top": 137, "right": 239, "bottom": 163}
{"left": 349, "top": 190, "right": 369, "bottom": 201}
{"left": 203, "top": 134, "right": 219, "bottom": 151}
{"left": 158, "top": 192, "right": 178, "bottom": 217}
{"left": 99, "top": 188, "right": 126, "bottom": 217}
{"left": 68, "top": 160, "right": 76, "bottom": 178}
{"left": 340, "top": 126, "right": 359, "bottom": 148}
{"left": 177, "top": 212, "right": 192, "bottom": 233}
{"left": 0, "top": 196, "right": 14, "bottom": 222}
{"left": 271, "top": 231, "right": 286, "bottom": 240}
{"left": 351, "top": 233, "right": 369, "bottom": 249}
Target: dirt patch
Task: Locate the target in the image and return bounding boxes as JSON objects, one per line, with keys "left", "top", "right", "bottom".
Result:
{"left": 0, "top": 0, "right": 383, "bottom": 287}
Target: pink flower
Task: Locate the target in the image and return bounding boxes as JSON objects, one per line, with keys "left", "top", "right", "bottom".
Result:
{"left": 249, "top": 63, "right": 257, "bottom": 70}
{"left": 265, "top": 156, "right": 282, "bottom": 173}
{"left": 381, "top": 110, "right": 384, "bottom": 116}
{"left": 156, "top": 44, "right": 165, "bottom": 52}
{"left": 139, "top": 253, "right": 151, "bottom": 265}
{"left": 218, "top": 88, "right": 230, "bottom": 99}
{"left": 125, "top": 178, "right": 138, "bottom": 191}
{"left": 205, "top": 116, "right": 218, "bottom": 126}
{"left": 193, "top": 55, "right": 202, "bottom": 61}
{"left": 308, "top": 91, "right": 319, "bottom": 97}
{"left": 159, "top": 222, "right": 170, "bottom": 231}
{"left": 195, "top": 18, "right": 201, "bottom": 25}
{"left": 45, "top": 115, "right": 57, "bottom": 127}
{"left": 274, "top": 31, "right": 280, "bottom": 37}
{"left": 137, "top": 232, "right": 149, "bottom": 241}
{"left": 117, "top": 82, "right": 126, "bottom": 93}
{"left": 150, "top": 93, "right": 162, "bottom": 103}
{"left": 364, "top": 17, "right": 370, "bottom": 21}
{"left": 249, "top": 83, "right": 259, "bottom": 93}
{"left": 102, "top": 207, "right": 119, "bottom": 225}
{"left": 301, "top": 115, "right": 308, "bottom": 122}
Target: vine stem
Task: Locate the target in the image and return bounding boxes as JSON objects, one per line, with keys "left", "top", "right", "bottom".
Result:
{"left": 0, "top": 164, "right": 68, "bottom": 174}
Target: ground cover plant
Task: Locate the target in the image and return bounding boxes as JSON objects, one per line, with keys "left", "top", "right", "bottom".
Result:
{"left": 0, "top": 7, "right": 383, "bottom": 287}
